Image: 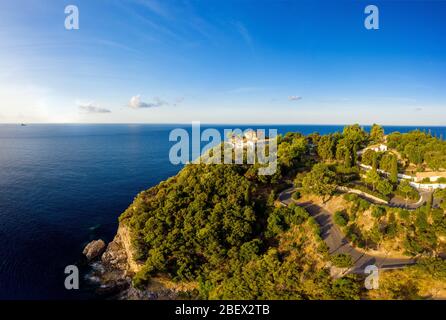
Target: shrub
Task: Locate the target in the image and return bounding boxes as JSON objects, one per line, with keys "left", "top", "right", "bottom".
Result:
{"left": 415, "top": 258, "right": 446, "bottom": 279}
{"left": 421, "top": 177, "right": 431, "bottom": 184}
{"left": 395, "top": 180, "right": 419, "bottom": 201}
{"left": 330, "top": 275, "right": 361, "bottom": 300}
{"left": 343, "top": 193, "right": 359, "bottom": 202}
{"left": 132, "top": 264, "right": 154, "bottom": 289}
{"left": 266, "top": 206, "right": 309, "bottom": 237}
{"left": 358, "top": 198, "right": 371, "bottom": 212}
{"left": 398, "top": 209, "right": 410, "bottom": 221}
{"left": 292, "top": 191, "right": 301, "bottom": 200}
{"left": 345, "top": 224, "right": 366, "bottom": 248}
{"left": 334, "top": 211, "right": 349, "bottom": 227}
{"left": 372, "top": 206, "right": 386, "bottom": 219}
{"left": 330, "top": 253, "right": 353, "bottom": 268}
{"left": 437, "top": 177, "right": 446, "bottom": 183}
{"left": 377, "top": 179, "right": 393, "bottom": 196}
{"left": 346, "top": 183, "right": 390, "bottom": 201}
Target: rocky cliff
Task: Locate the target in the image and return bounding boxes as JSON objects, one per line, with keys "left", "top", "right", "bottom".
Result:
{"left": 82, "top": 223, "right": 140, "bottom": 298}
{"left": 101, "top": 223, "right": 142, "bottom": 275}
{"left": 85, "top": 223, "right": 192, "bottom": 299}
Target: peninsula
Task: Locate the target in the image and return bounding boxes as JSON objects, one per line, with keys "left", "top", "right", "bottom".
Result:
{"left": 86, "top": 124, "right": 446, "bottom": 300}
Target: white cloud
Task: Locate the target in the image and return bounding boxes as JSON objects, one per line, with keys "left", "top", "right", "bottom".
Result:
{"left": 78, "top": 102, "right": 111, "bottom": 114}
{"left": 128, "top": 95, "right": 168, "bottom": 109}
{"left": 288, "top": 95, "right": 302, "bottom": 101}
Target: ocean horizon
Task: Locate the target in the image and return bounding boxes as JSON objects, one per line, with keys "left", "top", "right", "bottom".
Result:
{"left": 1, "top": 124, "right": 445, "bottom": 299}
{"left": 2, "top": 123, "right": 446, "bottom": 127}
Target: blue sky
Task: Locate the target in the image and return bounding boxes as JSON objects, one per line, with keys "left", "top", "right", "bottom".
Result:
{"left": 0, "top": 0, "right": 445, "bottom": 124}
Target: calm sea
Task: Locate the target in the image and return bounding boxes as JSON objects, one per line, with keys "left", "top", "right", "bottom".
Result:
{"left": 0, "top": 124, "right": 445, "bottom": 299}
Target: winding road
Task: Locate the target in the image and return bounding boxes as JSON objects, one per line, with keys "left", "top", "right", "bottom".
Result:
{"left": 278, "top": 188, "right": 417, "bottom": 273}
{"left": 389, "top": 190, "right": 433, "bottom": 210}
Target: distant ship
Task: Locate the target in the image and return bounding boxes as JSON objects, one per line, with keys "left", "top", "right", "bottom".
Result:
{"left": 20, "top": 123, "right": 26, "bottom": 126}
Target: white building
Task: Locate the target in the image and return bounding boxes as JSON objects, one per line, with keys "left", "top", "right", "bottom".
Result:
{"left": 228, "top": 130, "right": 258, "bottom": 148}
{"left": 357, "top": 144, "right": 388, "bottom": 155}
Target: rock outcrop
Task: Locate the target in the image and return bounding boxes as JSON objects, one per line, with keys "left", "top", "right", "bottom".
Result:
{"left": 85, "top": 224, "right": 142, "bottom": 298}
{"left": 85, "top": 224, "right": 189, "bottom": 299}
{"left": 102, "top": 223, "right": 142, "bottom": 274}
{"left": 83, "top": 239, "right": 106, "bottom": 261}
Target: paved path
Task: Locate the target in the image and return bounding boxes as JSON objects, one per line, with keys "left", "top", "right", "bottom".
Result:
{"left": 341, "top": 182, "right": 431, "bottom": 211}
{"left": 337, "top": 186, "right": 388, "bottom": 205}
{"left": 278, "top": 188, "right": 416, "bottom": 273}
{"left": 389, "top": 190, "right": 432, "bottom": 210}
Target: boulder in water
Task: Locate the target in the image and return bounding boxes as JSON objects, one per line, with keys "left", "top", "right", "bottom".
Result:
{"left": 83, "top": 239, "right": 106, "bottom": 261}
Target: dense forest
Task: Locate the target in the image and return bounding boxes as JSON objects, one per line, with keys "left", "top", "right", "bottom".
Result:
{"left": 117, "top": 124, "right": 446, "bottom": 299}
{"left": 119, "top": 163, "right": 360, "bottom": 299}
{"left": 387, "top": 130, "right": 446, "bottom": 170}
{"left": 334, "top": 193, "right": 446, "bottom": 255}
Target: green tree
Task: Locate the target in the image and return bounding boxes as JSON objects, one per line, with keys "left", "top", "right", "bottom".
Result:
{"left": 398, "top": 180, "right": 414, "bottom": 205}
{"left": 344, "top": 148, "right": 352, "bottom": 168}
{"left": 302, "top": 163, "right": 337, "bottom": 202}
{"left": 361, "top": 149, "right": 376, "bottom": 166}
{"left": 336, "top": 142, "right": 348, "bottom": 162}
{"left": 370, "top": 124, "right": 384, "bottom": 143}
{"left": 365, "top": 170, "right": 380, "bottom": 191}
{"left": 389, "top": 155, "right": 398, "bottom": 184}
{"left": 377, "top": 179, "right": 393, "bottom": 196}
{"left": 330, "top": 276, "right": 361, "bottom": 300}
{"left": 372, "top": 151, "right": 378, "bottom": 171}
{"left": 277, "top": 137, "right": 307, "bottom": 168}
{"left": 343, "top": 124, "right": 368, "bottom": 146}
{"left": 352, "top": 144, "right": 358, "bottom": 165}
{"left": 334, "top": 211, "right": 349, "bottom": 227}
{"left": 330, "top": 253, "right": 353, "bottom": 268}
{"left": 317, "top": 135, "right": 337, "bottom": 161}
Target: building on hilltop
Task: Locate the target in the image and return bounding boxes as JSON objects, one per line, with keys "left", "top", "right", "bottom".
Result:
{"left": 357, "top": 143, "right": 388, "bottom": 156}
{"left": 228, "top": 130, "right": 259, "bottom": 148}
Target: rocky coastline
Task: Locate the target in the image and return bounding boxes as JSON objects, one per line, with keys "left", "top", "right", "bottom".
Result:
{"left": 83, "top": 224, "right": 185, "bottom": 300}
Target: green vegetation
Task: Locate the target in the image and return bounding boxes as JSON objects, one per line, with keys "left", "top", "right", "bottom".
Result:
{"left": 317, "top": 134, "right": 339, "bottom": 161}
{"left": 292, "top": 191, "right": 301, "bottom": 200}
{"left": 376, "top": 179, "right": 393, "bottom": 196}
{"left": 395, "top": 180, "right": 419, "bottom": 201}
{"left": 341, "top": 193, "right": 446, "bottom": 255}
{"left": 301, "top": 163, "right": 337, "bottom": 201}
{"left": 120, "top": 156, "right": 357, "bottom": 298}
{"left": 334, "top": 211, "right": 349, "bottom": 227}
{"left": 368, "top": 258, "right": 446, "bottom": 300}
{"left": 330, "top": 253, "right": 353, "bottom": 268}
{"left": 364, "top": 169, "right": 381, "bottom": 192}
{"left": 435, "top": 189, "right": 446, "bottom": 210}
{"left": 117, "top": 124, "right": 446, "bottom": 300}
{"left": 387, "top": 130, "right": 446, "bottom": 170}
{"left": 370, "top": 123, "right": 385, "bottom": 143}
{"left": 346, "top": 183, "right": 390, "bottom": 202}
{"left": 389, "top": 155, "right": 398, "bottom": 184}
